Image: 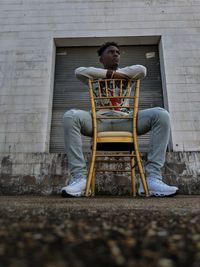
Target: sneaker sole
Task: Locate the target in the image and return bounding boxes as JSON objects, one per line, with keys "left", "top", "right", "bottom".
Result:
{"left": 152, "top": 191, "right": 178, "bottom": 197}
{"left": 61, "top": 190, "right": 84, "bottom": 198}
{"left": 139, "top": 190, "right": 178, "bottom": 197}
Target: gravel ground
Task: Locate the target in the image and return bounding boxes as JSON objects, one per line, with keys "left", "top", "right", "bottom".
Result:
{"left": 0, "top": 195, "right": 199, "bottom": 267}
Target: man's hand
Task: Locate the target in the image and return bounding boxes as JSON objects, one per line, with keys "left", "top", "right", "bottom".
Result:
{"left": 112, "top": 71, "right": 130, "bottom": 80}
{"left": 106, "top": 70, "right": 130, "bottom": 80}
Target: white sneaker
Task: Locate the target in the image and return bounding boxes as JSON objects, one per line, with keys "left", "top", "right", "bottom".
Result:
{"left": 138, "top": 177, "right": 178, "bottom": 197}
{"left": 61, "top": 174, "right": 86, "bottom": 197}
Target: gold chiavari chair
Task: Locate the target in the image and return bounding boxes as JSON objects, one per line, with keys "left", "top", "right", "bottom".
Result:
{"left": 86, "top": 78, "right": 149, "bottom": 197}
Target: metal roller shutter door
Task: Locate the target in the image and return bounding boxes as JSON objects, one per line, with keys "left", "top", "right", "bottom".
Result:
{"left": 50, "top": 45, "right": 163, "bottom": 153}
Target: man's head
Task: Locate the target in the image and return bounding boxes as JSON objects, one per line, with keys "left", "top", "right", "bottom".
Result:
{"left": 97, "top": 42, "right": 120, "bottom": 70}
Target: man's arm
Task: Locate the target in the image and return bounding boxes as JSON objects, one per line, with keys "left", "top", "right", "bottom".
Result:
{"left": 116, "top": 65, "right": 147, "bottom": 80}
{"left": 75, "top": 65, "right": 147, "bottom": 84}
{"left": 75, "top": 67, "right": 107, "bottom": 84}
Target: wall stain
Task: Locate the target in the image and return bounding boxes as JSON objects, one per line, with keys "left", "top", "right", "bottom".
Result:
{"left": 0, "top": 152, "right": 200, "bottom": 195}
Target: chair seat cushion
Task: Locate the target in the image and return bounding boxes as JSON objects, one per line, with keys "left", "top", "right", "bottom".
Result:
{"left": 98, "top": 131, "right": 132, "bottom": 137}
{"left": 95, "top": 131, "right": 134, "bottom": 151}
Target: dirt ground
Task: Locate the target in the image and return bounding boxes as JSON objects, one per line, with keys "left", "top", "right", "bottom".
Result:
{"left": 0, "top": 195, "right": 199, "bottom": 267}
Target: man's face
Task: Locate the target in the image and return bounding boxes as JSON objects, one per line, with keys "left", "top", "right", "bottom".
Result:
{"left": 100, "top": 45, "right": 120, "bottom": 70}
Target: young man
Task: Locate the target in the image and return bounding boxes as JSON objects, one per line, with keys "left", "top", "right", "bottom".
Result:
{"left": 61, "top": 42, "right": 178, "bottom": 197}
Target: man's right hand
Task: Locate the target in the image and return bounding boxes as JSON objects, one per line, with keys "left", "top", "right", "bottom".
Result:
{"left": 106, "top": 70, "right": 130, "bottom": 80}
{"left": 112, "top": 71, "right": 130, "bottom": 80}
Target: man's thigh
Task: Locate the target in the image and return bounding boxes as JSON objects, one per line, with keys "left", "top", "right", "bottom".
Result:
{"left": 102, "top": 108, "right": 160, "bottom": 135}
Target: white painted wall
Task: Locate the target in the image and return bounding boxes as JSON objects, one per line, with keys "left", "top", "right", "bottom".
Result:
{"left": 0, "top": 0, "right": 200, "bottom": 152}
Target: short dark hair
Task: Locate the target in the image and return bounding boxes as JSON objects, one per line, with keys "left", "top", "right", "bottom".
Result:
{"left": 97, "top": 42, "right": 120, "bottom": 56}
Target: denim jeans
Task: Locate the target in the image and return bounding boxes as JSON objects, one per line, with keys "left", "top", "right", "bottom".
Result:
{"left": 63, "top": 107, "right": 170, "bottom": 179}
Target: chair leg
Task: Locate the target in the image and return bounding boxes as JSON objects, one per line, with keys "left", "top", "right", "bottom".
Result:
{"left": 130, "top": 156, "right": 136, "bottom": 197}
{"left": 91, "top": 167, "right": 96, "bottom": 196}
{"left": 135, "top": 150, "right": 149, "bottom": 197}
{"left": 86, "top": 149, "right": 96, "bottom": 196}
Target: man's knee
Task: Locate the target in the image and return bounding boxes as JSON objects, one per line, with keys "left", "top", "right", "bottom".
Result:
{"left": 153, "top": 107, "right": 170, "bottom": 125}
{"left": 63, "top": 109, "right": 88, "bottom": 122}
{"left": 63, "top": 109, "right": 92, "bottom": 134}
{"left": 63, "top": 109, "right": 83, "bottom": 129}
{"left": 63, "top": 109, "right": 81, "bottom": 118}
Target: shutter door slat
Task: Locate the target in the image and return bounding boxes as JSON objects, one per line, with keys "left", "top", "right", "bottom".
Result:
{"left": 50, "top": 45, "right": 163, "bottom": 153}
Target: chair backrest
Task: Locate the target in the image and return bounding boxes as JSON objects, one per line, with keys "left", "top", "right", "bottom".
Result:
{"left": 88, "top": 78, "right": 141, "bottom": 137}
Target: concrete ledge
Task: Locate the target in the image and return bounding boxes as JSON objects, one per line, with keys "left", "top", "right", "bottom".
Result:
{"left": 0, "top": 152, "right": 200, "bottom": 195}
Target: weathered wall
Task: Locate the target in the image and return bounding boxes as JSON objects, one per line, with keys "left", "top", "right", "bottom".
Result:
{"left": 0, "top": 1, "right": 200, "bottom": 194}
{"left": 0, "top": 152, "right": 200, "bottom": 195}
{"left": 0, "top": 0, "right": 200, "bottom": 153}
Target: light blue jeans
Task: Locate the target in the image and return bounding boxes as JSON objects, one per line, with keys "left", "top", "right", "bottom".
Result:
{"left": 63, "top": 107, "right": 170, "bottom": 179}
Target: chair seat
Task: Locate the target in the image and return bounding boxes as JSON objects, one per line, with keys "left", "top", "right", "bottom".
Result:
{"left": 96, "top": 132, "right": 134, "bottom": 151}
{"left": 98, "top": 131, "right": 133, "bottom": 137}
{"left": 97, "top": 131, "right": 133, "bottom": 144}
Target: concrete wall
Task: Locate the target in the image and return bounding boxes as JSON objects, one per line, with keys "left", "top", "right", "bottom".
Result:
{"left": 0, "top": 0, "right": 200, "bottom": 194}
{"left": 0, "top": 0, "right": 200, "bottom": 153}
{"left": 0, "top": 152, "right": 200, "bottom": 195}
